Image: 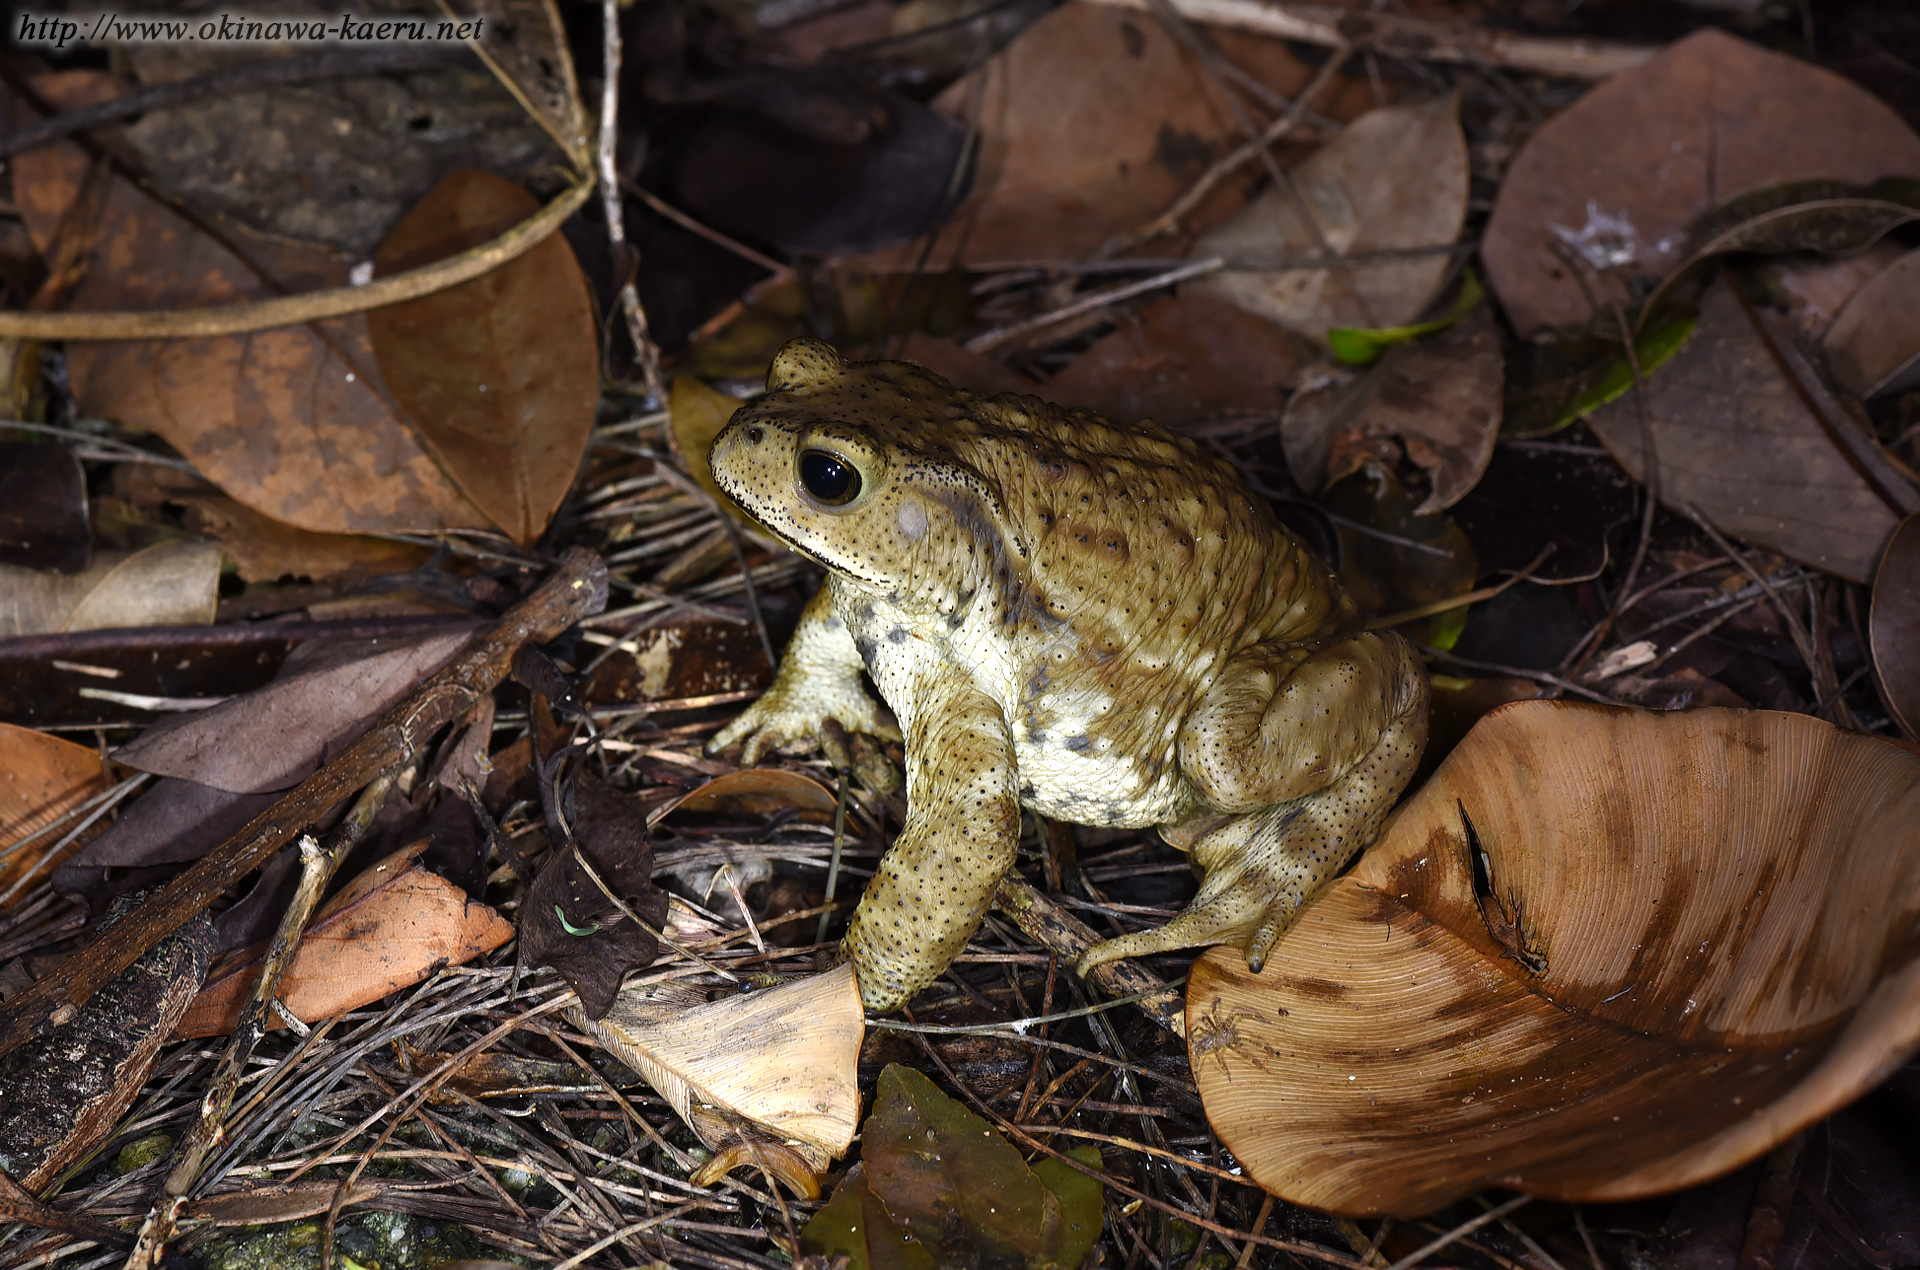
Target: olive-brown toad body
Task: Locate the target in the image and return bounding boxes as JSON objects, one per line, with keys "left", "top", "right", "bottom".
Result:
{"left": 708, "top": 338, "right": 1428, "bottom": 1012}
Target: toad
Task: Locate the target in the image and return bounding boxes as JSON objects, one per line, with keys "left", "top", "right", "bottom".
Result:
{"left": 707, "top": 339, "right": 1428, "bottom": 1011}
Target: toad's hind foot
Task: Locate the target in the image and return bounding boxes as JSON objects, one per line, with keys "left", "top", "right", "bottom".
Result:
{"left": 1074, "top": 665, "right": 1427, "bottom": 978}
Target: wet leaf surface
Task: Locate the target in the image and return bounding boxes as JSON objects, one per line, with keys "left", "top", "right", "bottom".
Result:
{"left": 1484, "top": 28, "right": 1920, "bottom": 338}
{"left": 1191, "top": 94, "right": 1467, "bottom": 343}
{"left": 804, "top": 1064, "right": 1104, "bottom": 1270}
{"left": 368, "top": 170, "right": 601, "bottom": 546}
{"left": 1190, "top": 702, "right": 1920, "bottom": 1216}
{"left": 1587, "top": 276, "right": 1905, "bottom": 583}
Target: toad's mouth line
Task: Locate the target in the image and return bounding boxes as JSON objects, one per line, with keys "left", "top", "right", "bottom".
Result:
{"left": 734, "top": 506, "right": 892, "bottom": 590}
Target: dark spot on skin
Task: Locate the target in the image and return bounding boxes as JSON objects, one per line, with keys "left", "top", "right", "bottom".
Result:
{"left": 1065, "top": 734, "right": 1091, "bottom": 752}
{"left": 887, "top": 626, "right": 908, "bottom": 644}
{"left": 855, "top": 636, "right": 878, "bottom": 667}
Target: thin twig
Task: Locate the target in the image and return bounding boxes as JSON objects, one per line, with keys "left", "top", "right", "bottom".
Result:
{"left": 1383, "top": 1196, "right": 1531, "bottom": 1270}
{"left": 965, "top": 258, "right": 1224, "bottom": 352}
{"left": 600, "top": 0, "right": 665, "bottom": 399}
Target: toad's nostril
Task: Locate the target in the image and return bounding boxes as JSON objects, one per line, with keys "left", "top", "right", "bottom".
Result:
{"left": 746, "top": 426, "right": 764, "bottom": 444}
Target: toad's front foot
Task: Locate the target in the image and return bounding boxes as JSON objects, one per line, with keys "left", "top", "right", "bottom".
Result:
{"left": 707, "top": 677, "right": 900, "bottom": 768}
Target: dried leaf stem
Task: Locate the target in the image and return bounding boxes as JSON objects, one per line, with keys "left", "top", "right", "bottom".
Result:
{"left": 600, "top": 0, "right": 666, "bottom": 399}
{"left": 0, "top": 548, "right": 609, "bottom": 1061}
{"left": 993, "top": 875, "right": 1185, "bottom": 1035}
{"left": 0, "top": 178, "right": 595, "bottom": 340}
{"left": 1085, "top": 0, "right": 1657, "bottom": 79}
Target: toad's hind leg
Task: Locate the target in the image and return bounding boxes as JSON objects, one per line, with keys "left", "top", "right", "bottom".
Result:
{"left": 1076, "top": 632, "right": 1427, "bottom": 976}
{"left": 842, "top": 673, "right": 1019, "bottom": 1013}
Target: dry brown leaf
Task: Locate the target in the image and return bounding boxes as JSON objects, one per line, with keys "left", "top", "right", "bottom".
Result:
{"left": 1282, "top": 306, "right": 1500, "bottom": 512}
{"left": 1483, "top": 29, "right": 1920, "bottom": 339}
{"left": 1043, "top": 296, "right": 1310, "bottom": 427}
{"left": 0, "top": 722, "right": 109, "bottom": 898}
{"left": 1871, "top": 513, "right": 1920, "bottom": 738}
{"left": 115, "top": 626, "right": 475, "bottom": 793}
{"left": 176, "top": 840, "right": 513, "bottom": 1038}
{"left": 1825, "top": 245, "right": 1920, "bottom": 399}
{"left": 572, "top": 962, "right": 863, "bottom": 1187}
{"left": 669, "top": 375, "right": 754, "bottom": 521}
{"left": 8, "top": 73, "right": 491, "bottom": 537}
{"left": 869, "top": 333, "right": 1033, "bottom": 398}
{"left": 0, "top": 540, "right": 222, "bottom": 638}
{"left": 466, "top": 0, "right": 591, "bottom": 162}
{"left": 1189, "top": 701, "right": 1920, "bottom": 1216}
{"left": 368, "top": 170, "right": 601, "bottom": 546}
{"left": 866, "top": 2, "right": 1367, "bottom": 268}
{"left": 1190, "top": 94, "right": 1466, "bottom": 343}
{"left": 1588, "top": 277, "right": 1907, "bottom": 583}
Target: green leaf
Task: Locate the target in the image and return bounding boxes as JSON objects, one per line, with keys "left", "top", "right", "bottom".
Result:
{"left": 1555, "top": 312, "right": 1697, "bottom": 429}
{"left": 803, "top": 1065, "right": 1106, "bottom": 1270}
{"left": 1327, "top": 271, "right": 1484, "bottom": 365}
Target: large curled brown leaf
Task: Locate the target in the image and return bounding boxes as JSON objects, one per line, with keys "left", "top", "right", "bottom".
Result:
{"left": 1189, "top": 701, "right": 1920, "bottom": 1217}
{"left": 1871, "top": 513, "right": 1920, "bottom": 738}
{"left": 368, "top": 170, "right": 601, "bottom": 546}
{"left": 8, "top": 73, "right": 490, "bottom": 537}
{"left": 1482, "top": 29, "right": 1920, "bottom": 338}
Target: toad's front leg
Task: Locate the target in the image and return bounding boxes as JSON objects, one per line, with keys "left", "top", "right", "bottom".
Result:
{"left": 707, "top": 587, "right": 901, "bottom": 766}
{"left": 842, "top": 672, "right": 1019, "bottom": 1012}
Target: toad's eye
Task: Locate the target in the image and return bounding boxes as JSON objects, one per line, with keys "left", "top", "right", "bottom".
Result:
{"left": 799, "top": 450, "right": 861, "bottom": 505}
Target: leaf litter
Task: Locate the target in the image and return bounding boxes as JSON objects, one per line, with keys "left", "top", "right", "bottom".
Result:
{"left": 2, "top": 5, "right": 1920, "bottom": 1270}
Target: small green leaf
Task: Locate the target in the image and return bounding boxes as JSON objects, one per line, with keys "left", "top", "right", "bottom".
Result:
{"left": 554, "top": 905, "right": 601, "bottom": 936}
{"left": 1328, "top": 271, "right": 1484, "bottom": 365}
{"left": 1554, "top": 312, "right": 1697, "bottom": 429}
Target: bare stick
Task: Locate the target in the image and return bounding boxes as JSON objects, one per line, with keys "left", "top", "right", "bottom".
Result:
{"left": 1084, "top": 0, "right": 1656, "bottom": 79}
{"left": 600, "top": 0, "right": 666, "bottom": 400}
{"left": 0, "top": 179, "right": 595, "bottom": 340}
{"left": 123, "top": 775, "right": 395, "bottom": 1268}
{"left": 994, "top": 876, "right": 1185, "bottom": 1036}
{"left": 0, "top": 548, "right": 608, "bottom": 1061}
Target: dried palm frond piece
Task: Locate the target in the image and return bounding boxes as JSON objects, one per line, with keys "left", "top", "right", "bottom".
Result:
{"left": 570, "top": 961, "right": 863, "bottom": 1197}
{"left": 1189, "top": 701, "right": 1920, "bottom": 1216}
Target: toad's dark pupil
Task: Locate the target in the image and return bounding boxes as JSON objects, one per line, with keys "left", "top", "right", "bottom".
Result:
{"left": 799, "top": 451, "right": 860, "bottom": 505}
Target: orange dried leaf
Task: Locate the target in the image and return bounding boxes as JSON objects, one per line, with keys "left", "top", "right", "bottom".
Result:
{"left": 1190, "top": 701, "right": 1920, "bottom": 1216}
{"left": 0, "top": 722, "right": 109, "bottom": 899}
{"left": 176, "top": 842, "right": 513, "bottom": 1038}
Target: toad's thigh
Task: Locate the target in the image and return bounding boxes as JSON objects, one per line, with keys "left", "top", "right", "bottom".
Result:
{"left": 1178, "top": 631, "right": 1425, "bottom": 813}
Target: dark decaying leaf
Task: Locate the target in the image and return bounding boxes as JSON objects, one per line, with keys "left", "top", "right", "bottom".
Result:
{"left": 1282, "top": 306, "right": 1501, "bottom": 514}
{"left": 802, "top": 1065, "right": 1104, "bottom": 1270}
{"left": 0, "top": 443, "right": 88, "bottom": 572}
{"left": 119, "top": 31, "right": 563, "bottom": 256}
{"left": 1637, "top": 178, "right": 1920, "bottom": 330}
{"left": 1871, "top": 513, "right": 1920, "bottom": 738}
{"left": 1450, "top": 441, "right": 1636, "bottom": 582}
{"left": 666, "top": 69, "right": 967, "bottom": 256}
{"left": 1043, "top": 296, "right": 1311, "bottom": 428}
{"left": 1588, "top": 276, "right": 1907, "bottom": 583}
{"left": 7, "top": 73, "right": 493, "bottom": 537}
{"left": 114, "top": 626, "right": 476, "bottom": 793}
{"left": 1322, "top": 466, "right": 1476, "bottom": 646}
{"left": 1482, "top": 28, "right": 1920, "bottom": 338}
{"left": 1825, "top": 245, "right": 1920, "bottom": 399}
{"left": 1188, "top": 702, "right": 1920, "bottom": 1217}
{"left": 0, "top": 896, "right": 214, "bottom": 1190}
{"left": 368, "top": 170, "right": 601, "bottom": 547}
{"left": 521, "top": 765, "right": 671, "bottom": 1019}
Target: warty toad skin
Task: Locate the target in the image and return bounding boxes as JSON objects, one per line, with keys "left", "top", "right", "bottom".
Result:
{"left": 706, "top": 338, "right": 1428, "bottom": 1012}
